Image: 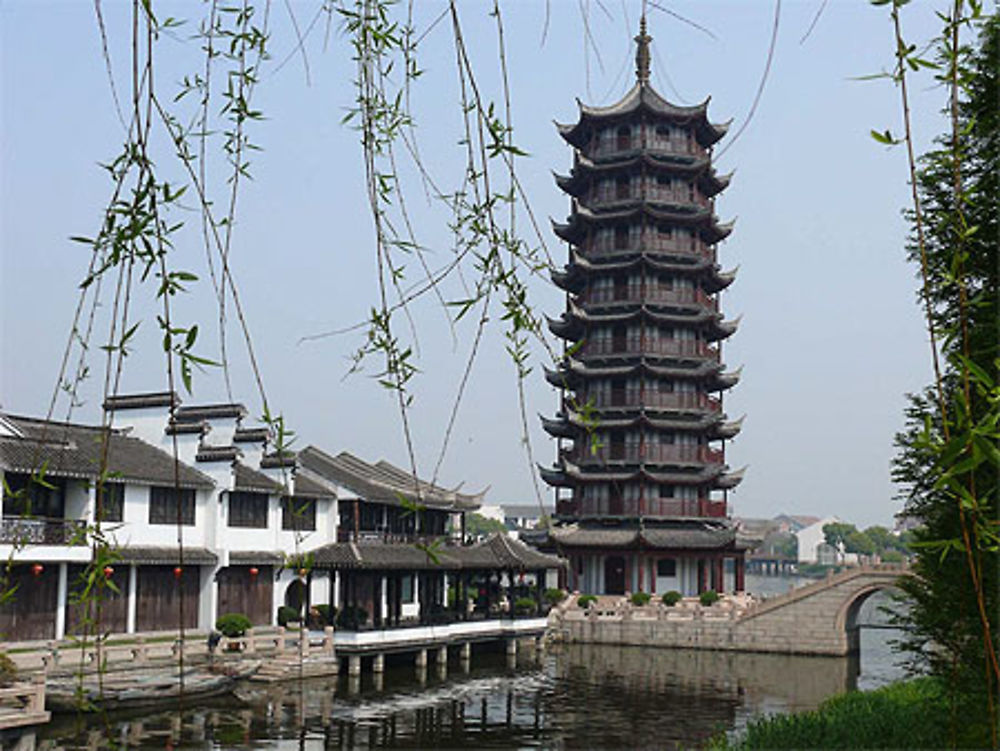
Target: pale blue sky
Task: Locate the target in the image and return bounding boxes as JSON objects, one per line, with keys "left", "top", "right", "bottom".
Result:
{"left": 1, "top": 1, "right": 957, "bottom": 526}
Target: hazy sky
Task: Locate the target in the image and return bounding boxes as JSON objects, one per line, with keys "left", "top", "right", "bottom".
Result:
{"left": 1, "top": 1, "right": 957, "bottom": 527}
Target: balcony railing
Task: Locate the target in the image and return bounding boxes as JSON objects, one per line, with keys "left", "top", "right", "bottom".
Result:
{"left": 583, "top": 234, "right": 713, "bottom": 261}
{"left": 556, "top": 497, "right": 727, "bottom": 519}
{"left": 584, "top": 390, "right": 722, "bottom": 412}
{"left": 580, "top": 338, "right": 719, "bottom": 361}
{"left": 579, "top": 286, "right": 716, "bottom": 309}
{"left": 567, "top": 443, "right": 723, "bottom": 465}
{"left": 0, "top": 518, "right": 87, "bottom": 546}
{"left": 586, "top": 137, "right": 704, "bottom": 161}
{"left": 336, "top": 528, "right": 454, "bottom": 545}
{"left": 585, "top": 185, "right": 710, "bottom": 211}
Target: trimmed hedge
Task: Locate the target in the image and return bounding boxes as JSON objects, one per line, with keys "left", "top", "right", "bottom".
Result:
{"left": 630, "top": 591, "right": 652, "bottom": 606}
{"left": 699, "top": 589, "right": 720, "bottom": 607}
{"left": 514, "top": 597, "right": 537, "bottom": 616}
{"left": 661, "top": 590, "right": 682, "bottom": 607}
{"left": 277, "top": 605, "right": 300, "bottom": 628}
{"left": 545, "top": 588, "right": 567, "bottom": 605}
{"left": 577, "top": 594, "right": 598, "bottom": 609}
{"left": 215, "top": 613, "right": 251, "bottom": 638}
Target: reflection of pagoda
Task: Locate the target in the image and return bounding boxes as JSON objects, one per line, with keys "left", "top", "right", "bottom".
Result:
{"left": 540, "top": 18, "right": 748, "bottom": 596}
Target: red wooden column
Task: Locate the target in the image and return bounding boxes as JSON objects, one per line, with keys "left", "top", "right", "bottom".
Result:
{"left": 735, "top": 556, "right": 746, "bottom": 593}
{"left": 649, "top": 558, "right": 657, "bottom": 594}
{"left": 713, "top": 558, "right": 724, "bottom": 593}
{"left": 698, "top": 559, "right": 709, "bottom": 594}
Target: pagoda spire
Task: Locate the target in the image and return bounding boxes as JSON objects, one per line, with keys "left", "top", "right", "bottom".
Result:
{"left": 635, "top": 14, "right": 651, "bottom": 85}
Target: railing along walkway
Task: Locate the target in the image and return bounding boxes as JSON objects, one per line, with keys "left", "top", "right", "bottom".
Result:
{"left": 0, "top": 673, "right": 49, "bottom": 730}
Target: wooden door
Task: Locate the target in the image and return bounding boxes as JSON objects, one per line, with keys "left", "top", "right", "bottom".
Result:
{"left": 0, "top": 565, "right": 57, "bottom": 641}
{"left": 136, "top": 566, "right": 198, "bottom": 632}
{"left": 65, "top": 563, "right": 129, "bottom": 636}
{"left": 604, "top": 555, "right": 626, "bottom": 595}
{"left": 217, "top": 566, "right": 273, "bottom": 626}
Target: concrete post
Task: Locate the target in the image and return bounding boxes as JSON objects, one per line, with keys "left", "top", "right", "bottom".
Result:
{"left": 126, "top": 565, "right": 138, "bottom": 633}
{"left": 373, "top": 653, "right": 384, "bottom": 673}
{"left": 505, "top": 637, "right": 517, "bottom": 658}
{"left": 55, "top": 563, "right": 68, "bottom": 640}
{"left": 275, "top": 627, "right": 286, "bottom": 656}
{"left": 415, "top": 648, "right": 427, "bottom": 668}
{"left": 459, "top": 642, "right": 471, "bottom": 660}
{"left": 246, "top": 628, "right": 256, "bottom": 654}
{"left": 323, "top": 625, "right": 335, "bottom": 655}
{"left": 348, "top": 655, "right": 361, "bottom": 676}
{"left": 436, "top": 646, "right": 447, "bottom": 665}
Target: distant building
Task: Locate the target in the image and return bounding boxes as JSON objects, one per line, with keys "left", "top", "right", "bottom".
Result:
{"left": 502, "top": 504, "right": 551, "bottom": 536}
{"left": 476, "top": 504, "right": 506, "bottom": 525}
{"left": 795, "top": 516, "right": 840, "bottom": 564}
{"left": 773, "top": 514, "right": 821, "bottom": 534}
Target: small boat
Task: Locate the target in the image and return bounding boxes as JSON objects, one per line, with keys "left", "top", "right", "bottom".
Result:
{"left": 46, "top": 661, "right": 261, "bottom": 713}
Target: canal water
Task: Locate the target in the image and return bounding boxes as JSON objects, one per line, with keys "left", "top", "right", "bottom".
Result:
{"left": 27, "top": 575, "right": 909, "bottom": 750}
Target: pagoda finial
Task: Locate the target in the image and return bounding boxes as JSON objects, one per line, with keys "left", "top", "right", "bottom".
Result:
{"left": 635, "top": 15, "right": 651, "bottom": 85}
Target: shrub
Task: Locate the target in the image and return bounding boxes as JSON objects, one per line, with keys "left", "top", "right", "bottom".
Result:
{"left": 513, "top": 596, "right": 536, "bottom": 616}
{"left": 277, "top": 605, "right": 300, "bottom": 627}
{"left": 699, "top": 590, "right": 720, "bottom": 607}
{"left": 661, "top": 590, "right": 683, "bottom": 607}
{"left": 216, "top": 613, "right": 251, "bottom": 638}
{"left": 335, "top": 606, "right": 369, "bottom": 630}
{"left": 0, "top": 652, "right": 17, "bottom": 687}
{"left": 544, "top": 587, "right": 567, "bottom": 605}
{"left": 313, "top": 603, "right": 336, "bottom": 626}
{"left": 630, "top": 592, "right": 652, "bottom": 606}
{"left": 577, "top": 594, "right": 597, "bottom": 609}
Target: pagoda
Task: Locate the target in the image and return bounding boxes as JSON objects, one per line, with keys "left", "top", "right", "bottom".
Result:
{"left": 540, "top": 18, "right": 748, "bottom": 596}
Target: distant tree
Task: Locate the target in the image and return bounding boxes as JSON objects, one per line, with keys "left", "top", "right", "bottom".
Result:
{"left": 769, "top": 532, "right": 798, "bottom": 560}
{"left": 844, "top": 530, "right": 876, "bottom": 556}
{"left": 465, "top": 512, "right": 507, "bottom": 538}
{"left": 534, "top": 514, "right": 551, "bottom": 531}
{"left": 822, "top": 523, "right": 857, "bottom": 550}
{"left": 863, "top": 525, "right": 894, "bottom": 553}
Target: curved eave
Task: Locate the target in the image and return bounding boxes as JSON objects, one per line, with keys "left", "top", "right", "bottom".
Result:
{"left": 711, "top": 415, "right": 745, "bottom": 440}
{"left": 706, "top": 316, "right": 741, "bottom": 342}
{"left": 555, "top": 204, "right": 729, "bottom": 243}
{"left": 551, "top": 267, "right": 584, "bottom": 293}
{"left": 705, "top": 266, "right": 738, "bottom": 293}
{"left": 708, "top": 366, "right": 742, "bottom": 391}
{"left": 540, "top": 414, "right": 575, "bottom": 439}
{"left": 571, "top": 151, "right": 712, "bottom": 177}
{"left": 716, "top": 466, "right": 747, "bottom": 489}
{"left": 641, "top": 466, "right": 724, "bottom": 485}
{"left": 576, "top": 306, "right": 717, "bottom": 328}
{"left": 561, "top": 357, "right": 722, "bottom": 381}
{"left": 560, "top": 84, "right": 728, "bottom": 148}
{"left": 547, "top": 314, "right": 583, "bottom": 342}
{"left": 544, "top": 365, "right": 573, "bottom": 388}
{"left": 698, "top": 170, "right": 733, "bottom": 198}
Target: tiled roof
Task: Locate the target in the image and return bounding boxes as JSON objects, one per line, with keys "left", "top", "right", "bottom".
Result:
{"left": 551, "top": 522, "right": 738, "bottom": 550}
{"left": 261, "top": 452, "right": 297, "bottom": 469}
{"left": 312, "top": 542, "right": 462, "bottom": 570}
{"left": 165, "top": 419, "right": 207, "bottom": 436}
{"left": 298, "top": 446, "right": 483, "bottom": 511}
{"left": 233, "top": 427, "right": 269, "bottom": 444}
{"left": 311, "top": 534, "right": 563, "bottom": 572}
{"left": 292, "top": 471, "right": 336, "bottom": 500}
{"left": 174, "top": 403, "right": 247, "bottom": 422}
{"left": 103, "top": 392, "right": 179, "bottom": 411}
{"left": 196, "top": 445, "right": 241, "bottom": 463}
{"left": 228, "top": 550, "right": 283, "bottom": 565}
{"left": 0, "top": 414, "right": 214, "bottom": 489}
{"left": 115, "top": 546, "right": 218, "bottom": 565}
{"left": 233, "top": 462, "right": 285, "bottom": 494}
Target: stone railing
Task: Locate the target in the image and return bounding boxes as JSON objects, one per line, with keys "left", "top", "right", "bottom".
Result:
{"left": 0, "top": 518, "right": 87, "bottom": 545}
{"left": 557, "top": 593, "right": 756, "bottom": 624}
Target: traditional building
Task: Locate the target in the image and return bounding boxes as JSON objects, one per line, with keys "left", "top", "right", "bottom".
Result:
{"left": 541, "top": 19, "right": 748, "bottom": 596}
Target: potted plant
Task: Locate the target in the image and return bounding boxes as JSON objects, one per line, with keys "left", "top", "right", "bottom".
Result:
{"left": 277, "top": 605, "right": 300, "bottom": 628}
{"left": 630, "top": 591, "right": 652, "bottom": 606}
{"left": 577, "top": 594, "right": 597, "bottom": 609}
{"left": 0, "top": 652, "right": 17, "bottom": 688}
{"left": 699, "top": 590, "right": 720, "bottom": 607}
{"left": 514, "top": 596, "right": 537, "bottom": 616}
{"left": 661, "top": 590, "right": 682, "bottom": 607}
{"left": 215, "top": 613, "right": 252, "bottom": 651}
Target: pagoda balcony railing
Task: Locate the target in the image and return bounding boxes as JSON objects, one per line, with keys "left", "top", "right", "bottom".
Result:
{"left": 579, "top": 286, "right": 716, "bottom": 309}
{"left": 585, "top": 390, "right": 722, "bottom": 412}
{"left": 566, "top": 443, "right": 723, "bottom": 465}
{"left": 0, "top": 517, "right": 87, "bottom": 546}
{"left": 585, "top": 138, "right": 704, "bottom": 162}
{"left": 581, "top": 338, "right": 718, "bottom": 361}
{"left": 582, "top": 235, "right": 714, "bottom": 261}
{"left": 557, "top": 497, "right": 727, "bottom": 519}
{"left": 585, "top": 185, "right": 710, "bottom": 211}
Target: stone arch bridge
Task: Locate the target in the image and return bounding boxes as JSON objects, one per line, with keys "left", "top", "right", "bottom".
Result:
{"left": 557, "top": 565, "right": 908, "bottom": 656}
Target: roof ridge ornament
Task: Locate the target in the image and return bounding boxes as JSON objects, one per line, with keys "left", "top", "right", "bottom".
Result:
{"left": 635, "top": 15, "right": 651, "bottom": 85}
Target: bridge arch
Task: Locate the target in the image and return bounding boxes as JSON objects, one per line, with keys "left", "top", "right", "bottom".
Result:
{"left": 836, "top": 581, "right": 904, "bottom": 654}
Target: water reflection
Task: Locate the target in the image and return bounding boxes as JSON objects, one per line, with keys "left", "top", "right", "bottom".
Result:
{"left": 28, "top": 621, "right": 905, "bottom": 749}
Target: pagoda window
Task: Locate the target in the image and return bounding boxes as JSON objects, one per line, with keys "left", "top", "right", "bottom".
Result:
{"left": 661, "top": 327, "right": 675, "bottom": 339}
{"left": 616, "top": 125, "right": 632, "bottom": 151}
{"left": 613, "top": 325, "right": 628, "bottom": 351}
{"left": 614, "top": 226, "right": 629, "bottom": 250}
{"left": 625, "top": 377, "right": 641, "bottom": 405}
{"left": 610, "top": 380, "right": 626, "bottom": 406}
{"left": 616, "top": 176, "right": 630, "bottom": 200}
{"left": 626, "top": 325, "right": 642, "bottom": 351}
{"left": 609, "top": 432, "right": 625, "bottom": 460}
{"left": 627, "top": 273, "right": 642, "bottom": 298}
{"left": 592, "top": 277, "right": 613, "bottom": 303}
{"left": 688, "top": 183, "right": 697, "bottom": 203}
{"left": 662, "top": 432, "right": 676, "bottom": 445}
{"left": 659, "top": 484, "right": 674, "bottom": 498}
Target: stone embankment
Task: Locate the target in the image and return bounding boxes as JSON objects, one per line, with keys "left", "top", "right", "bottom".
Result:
{"left": 549, "top": 565, "right": 906, "bottom": 656}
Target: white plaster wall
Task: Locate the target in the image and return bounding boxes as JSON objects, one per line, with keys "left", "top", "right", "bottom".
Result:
{"left": 402, "top": 575, "right": 419, "bottom": 618}
{"left": 64, "top": 479, "right": 91, "bottom": 523}
{"left": 108, "top": 484, "right": 214, "bottom": 549}
{"left": 796, "top": 516, "right": 839, "bottom": 563}
{"left": 110, "top": 407, "right": 168, "bottom": 447}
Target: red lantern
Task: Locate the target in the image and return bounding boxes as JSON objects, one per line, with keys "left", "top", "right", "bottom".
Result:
{"left": 249, "top": 567, "right": 259, "bottom": 577}
{"left": 31, "top": 564, "right": 43, "bottom": 577}
{"left": 173, "top": 566, "right": 183, "bottom": 579}
{"left": 103, "top": 566, "right": 114, "bottom": 578}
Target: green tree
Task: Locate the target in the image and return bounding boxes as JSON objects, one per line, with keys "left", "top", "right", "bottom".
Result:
{"left": 862, "top": 525, "right": 894, "bottom": 553}
{"left": 465, "top": 512, "right": 507, "bottom": 538}
{"left": 822, "top": 522, "right": 857, "bottom": 550}
{"left": 889, "top": 8, "right": 999, "bottom": 746}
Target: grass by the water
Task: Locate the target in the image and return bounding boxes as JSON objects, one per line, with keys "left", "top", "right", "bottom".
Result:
{"left": 714, "top": 677, "right": 982, "bottom": 749}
